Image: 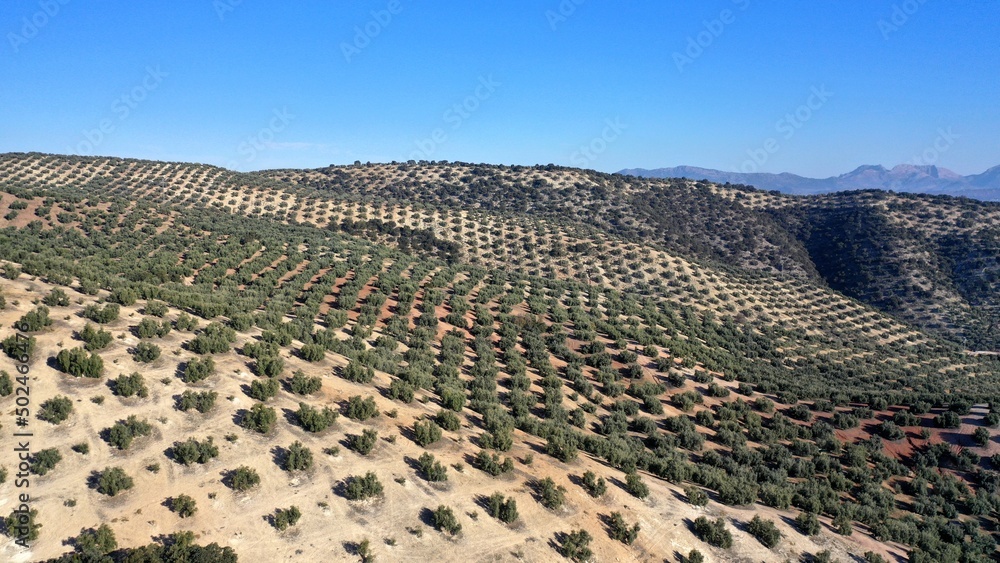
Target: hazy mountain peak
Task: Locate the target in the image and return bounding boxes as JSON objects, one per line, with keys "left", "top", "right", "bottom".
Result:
{"left": 621, "top": 163, "right": 1000, "bottom": 200}
{"left": 889, "top": 164, "right": 963, "bottom": 180}
{"left": 844, "top": 164, "right": 888, "bottom": 176}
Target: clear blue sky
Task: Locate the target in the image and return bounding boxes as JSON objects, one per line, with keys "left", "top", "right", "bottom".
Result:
{"left": 1, "top": 1, "right": 997, "bottom": 176}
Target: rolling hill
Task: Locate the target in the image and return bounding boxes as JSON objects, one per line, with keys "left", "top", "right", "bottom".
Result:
{"left": 0, "top": 152, "right": 999, "bottom": 562}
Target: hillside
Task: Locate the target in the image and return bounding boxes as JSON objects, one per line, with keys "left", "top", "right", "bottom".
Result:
{"left": 0, "top": 153, "right": 999, "bottom": 562}
{"left": 263, "top": 159, "right": 1000, "bottom": 351}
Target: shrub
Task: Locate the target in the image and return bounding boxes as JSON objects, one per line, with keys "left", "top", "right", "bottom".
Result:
{"left": 346, "top": 395, "right": 379, "bottom": 421}
{"left": 795, "top": 511, "right": 820, "bottom": 536}
{"left": 183, "top": 356, "right": 216, "bottom": 383}
{"left": 4, "top": 508, "right": 41, "bottom": 543}
{"left": 624, "top": 471, "right": 649, "bottom": 499}
{"left": 431, "top": 505, "right": 462, "bottom": 535}
{"left": 189, "top": 322, "right": 236, "bottom": 354}
{"left": 241, "top": 403, "right": 277, "bottom": 433}
{"left": 877, "top": 421, "right": 905, "bottom": 441}
{"left": 83, "top": 303, "right": 120, "bottom": 324}
{"left": 132, "top": 342, "right": 160, "bottom": 364}
{"left": 290, "top": 369, "right": 322, "bottom": 395}
{"left": 114, "top": 372, "right": 148, "bottom": 398}
{"left": 387, "top": 378, "right": 415, "bottom": 403}
{"left": 413, "top": 419, "right": 442, "bottom": 447}
{"left": 486, "top": 493, "right": 518, "bottom": 523}
{"left": 110, "top": 287, "right": 138, "bottom": 306}
{"left": 706, "top": 382, "right": 730, "bottom": 398}
{"left": 0, "top": 371, "right": 12, "bottom": 396}
{"left": 607, "top": 511, "right": 640, "bottom": 544}
{"left": 273, "top": 506, "right": 302, "bottom": 531}
{"left": 230, "top": 466, "right": 261, "bottom": 492}
{"left": 43, "top": 288, "right": 69, "bottom": 307}
{"left": 283, "top": 441, "right": 314, "bottom": 471}
{"left": 176, "top": 390, "right": 218, "bottom": 413}
{"left": 171, "top": 494, "right": 198, "bottom": 518}
{"left": 38, "top": 395, "right": 73, "bottom": 424}
{"left": 136, "top": 318, "right": 171, "bottom": 338}
{"left": 97, "top": 466, "right": 134, "bottom": 496}
{"left": 344, "top": 472, "right": 384, "bottom": 500}
{"left": 475, "top": 450, "right": 513, "bottom": 476}
{"left": 747, "top": 515, "right": 781, "bottom": 548}
{"left": 759, "top": 484, "right": 793, "bottom": 509}
{"left": 249, "top": 377, "right": 280, "bottom": 401}
{"left": 833, "top": 511, "right": 853, "bottom": 536}
{"left": 78, "top": 277, "right": 100, "bottom": 294}
{"left": 440, "top": 387, "right": 466, "bottom": 411}
{"left": 299, "top": 343, "right": 325, "bottom": 362}
{"left": 435, "top": 410, "right": 461, "bottom": 431}
{"left": 261, "top": 330, "right": 292, "bottom": 346}
{"left": 145, "top": 300, "right": 168, "bottom": 317}
{"left": 558, "top": 529, "right": 593, "bottom": 562}
{"left": 692, "top": 516, "right": 732, "bottom": 548}
{"left": 416, "top": 452, "right": 448, "bottom": 482}
{"left": 537, "top": 477, "right": 567, "bottom": 510}
{"left": 171, "top": 437, "right": 219, "bottom": 465}
{"left": 481, "top": 430, "right": 514, "bottom": 452}
{"left": 297, "top": 402, "right": 338, "bottom": 432}
{"left": 2, "top": 334, "right": 35, "bottom": 360}
{"left": 80, "top": 323, "right": 113, "bottom": 351}
{"left": 227, "top": 313, "right": 253, "bottom": 331}
{"left": 73, "top": 523, "right": 118, "bottom": 555}
{"left": 29, "top": 448, "right": 62, "bottom": 476}
{"left": 255, "top": 355, "right": 285, "bottom": 378}
{"left": 984, "top": 411, "right": 1000, "bottom": 427}
{"left": 174, "top": 312, "right": 199, "bottom": 331}
{"left": 753, "top": 397, "right": 774, "bottom": 413}
{"left": 685, "top": 486, "right": 709, "bottom": 506}
{"left": 950, "top": 400, "right": 972, "bottom": 415}
{"left": 18, "top": 306, "right": 53, "bottom": 331}
{"left": 72, "top": 443, "right": 90, "bottom": 455}
{"left": 687, "top": 549, "right": 705, "bottom": 563}
{"left": 106, "top": 416, "right": 153, "bottom": 449}
{"left": 973, "top": 427, "right": 991, "bottom": 447}
{"left": 326, "top": 310, "right": 348, "bottom": 328}
{"left": 935, "top": 411, "right": 961, "bottom": 428}
{"left": 582, "top": 470, "right": 607, "bottom": 497}
{"left": 347, "top": 429, "right": 379, "bottom": 455}
{"left": 342, "top": 360, "right": 374, "bottom": 384}
{"left": 718, "top": 477, "right": 758, "bottom": 506}
{"left": 55, "top": 347, "right": 104, "bottom": 378}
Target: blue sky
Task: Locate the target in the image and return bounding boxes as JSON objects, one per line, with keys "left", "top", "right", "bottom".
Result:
{"left": 1, "top": 1, "right": 997, "bottom": 176}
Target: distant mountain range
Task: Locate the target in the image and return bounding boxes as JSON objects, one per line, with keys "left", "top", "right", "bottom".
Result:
{"left": 618, "top": 164, "right": 1000, "bottom": 201}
